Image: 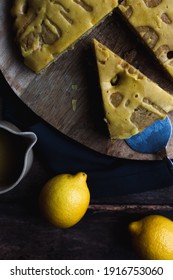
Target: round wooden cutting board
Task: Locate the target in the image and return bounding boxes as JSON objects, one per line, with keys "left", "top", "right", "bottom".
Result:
{"left": 1, "top": 0, "right": 173, "bottom": 160}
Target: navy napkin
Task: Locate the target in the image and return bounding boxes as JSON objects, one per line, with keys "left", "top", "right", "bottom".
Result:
{"left": 1, "top": 73, "right": 173, "bottom": 198}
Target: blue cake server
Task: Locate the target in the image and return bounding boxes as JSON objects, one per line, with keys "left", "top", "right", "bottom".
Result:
{"left": 125, "top": 116, "right": 173, "bottom": 174}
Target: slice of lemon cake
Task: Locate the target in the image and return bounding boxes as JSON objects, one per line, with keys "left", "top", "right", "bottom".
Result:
{"left": 93, "top": 39, "right": 173, "bottom": 139}
{"left": 11, "top": 0, "right": 118, "bottom": 73}
{"left": 118, "top": 0, "right": 173, "bottom": 78}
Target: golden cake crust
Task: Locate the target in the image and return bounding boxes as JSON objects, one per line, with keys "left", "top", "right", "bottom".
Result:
{"left": 118, "top": 0, "right": 173, "bottom": 78}
{"left": 11, "top": 0, "right": 118, "bottom": 73}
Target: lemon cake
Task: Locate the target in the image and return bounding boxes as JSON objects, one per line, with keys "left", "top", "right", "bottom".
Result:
{"left": 93, "top": 39, "right": 173, "bottom": 139}
{"left": 11, "top": 0, "right": 118, "bottom": 73}
{"left": 118, "top": 0, "right": 173, "bottom": 78}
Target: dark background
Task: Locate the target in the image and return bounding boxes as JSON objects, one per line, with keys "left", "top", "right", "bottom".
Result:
{"left": 1, "top": 72, "right": 173, "bottom": 259}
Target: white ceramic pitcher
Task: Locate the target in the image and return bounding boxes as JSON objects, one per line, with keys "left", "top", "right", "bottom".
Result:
{"left": 0, "top": 121, "right": 37, "bottom": 194}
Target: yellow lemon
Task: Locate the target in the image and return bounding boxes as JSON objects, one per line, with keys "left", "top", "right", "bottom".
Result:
{"left": 129, "top": 215, "right": 173, "bottom": 260}
{"left": 39, "top": 172, "right": 90, "bottom": 228}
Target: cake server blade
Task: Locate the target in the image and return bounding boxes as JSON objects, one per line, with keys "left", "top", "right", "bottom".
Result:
{"left": 125, "top": 116, "right": 173, "bottom": 174}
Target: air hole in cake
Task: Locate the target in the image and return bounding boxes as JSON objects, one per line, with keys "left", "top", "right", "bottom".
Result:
{"left": 110, "top": 92, "right": 124, "bottom": 107}
{"left": 143, "top": 0, "right": 162, "bottom": 8}
{"left": 118, "top": 0, "right": 125, "bottom": 4}
{"left": 98, "top": 60, "right": 106, "bottom": 65}
{"left": 143, "top": 98, "right": 166, "bottom": 114}
{"left": 41, "top": 22, "right": 62, "bottom": 44}
{"left": 167, "top": 51, "right": 173, "bottom": 59}
{"left": 125, "top": 99, "right": 130, "bottom": 107}
{"left": 22, "top": 1, "right": 29, "bottom": 14}
{"left": 73, "top": 0, "right": 93, "bottom": 12}
{"left": 160, "top": 13, "right": 172, "bottom": 24}
{"left": 128, "top": 66, "right": 135, "bottom": 74}
{"left": 110, "top": 74, "right": 120, "bottom": 86}
{"left": 131, "top": 106, "right": 159, "bottom": 130}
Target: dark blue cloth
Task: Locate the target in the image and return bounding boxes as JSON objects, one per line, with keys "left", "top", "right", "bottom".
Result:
{"left": 1, "top": 73, "right": 173, "bottom": 198}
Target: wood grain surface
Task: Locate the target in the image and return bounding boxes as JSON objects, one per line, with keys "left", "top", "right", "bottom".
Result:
{"left": 1, "top": 0, "right": 173, "bottom": 160}
{"left": 0, "top": 155, "right": 173, "bottom": 260}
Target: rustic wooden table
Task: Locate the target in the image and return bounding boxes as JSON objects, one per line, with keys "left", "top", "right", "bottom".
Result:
{"left": 1, "top": 74, "right": 173, "bottom": 260}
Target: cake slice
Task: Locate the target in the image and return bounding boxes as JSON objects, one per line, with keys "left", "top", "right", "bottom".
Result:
{"left": 93, "top": 39, "right": 173, "bottom": 139}
{"left": 11, "top": 0, "right": 118, "bottom": 73}
{"left": 118, "top": 0, "right": 173, "bottom": 78}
